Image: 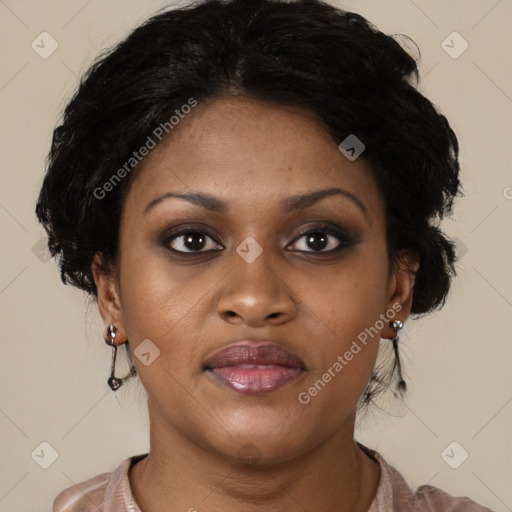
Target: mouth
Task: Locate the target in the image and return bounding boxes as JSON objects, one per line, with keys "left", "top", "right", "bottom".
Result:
{"left": 203, "top": 342, "right": 306, "bottom": 396}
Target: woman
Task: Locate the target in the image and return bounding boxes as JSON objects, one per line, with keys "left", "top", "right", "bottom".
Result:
{"left": 36, "top": 0, "right": 494, "bottom": 510}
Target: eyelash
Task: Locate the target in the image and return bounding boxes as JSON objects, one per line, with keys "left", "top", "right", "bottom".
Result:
{"left": 162, "top": 223, "right": 355, "bottom": 256}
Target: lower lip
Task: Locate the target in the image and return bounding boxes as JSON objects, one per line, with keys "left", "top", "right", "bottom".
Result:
{"left": 207, "top": 364, "right": 303, "bottom": 395}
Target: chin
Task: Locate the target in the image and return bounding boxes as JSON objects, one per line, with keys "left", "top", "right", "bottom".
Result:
{"left": 201, "top": 415, "right": 315, "bottom": 465}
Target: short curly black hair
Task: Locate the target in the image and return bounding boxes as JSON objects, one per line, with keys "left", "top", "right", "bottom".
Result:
{"left": 35, "top": 0, "right": 462, "bottom": 402}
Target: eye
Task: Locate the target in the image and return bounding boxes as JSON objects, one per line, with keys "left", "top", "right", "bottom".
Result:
{"left": 164, "top": 229, "right": 223, "bottom": 253}
{"left": 288, "top": 224, "right": 352, "bottom": 253}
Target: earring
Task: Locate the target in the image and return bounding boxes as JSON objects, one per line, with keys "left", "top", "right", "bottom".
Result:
{"left": 389, "top": 319, "right": 406, "bottom": 392}
{"left": 104, "top": 323, "right": 137, "bottom": 391}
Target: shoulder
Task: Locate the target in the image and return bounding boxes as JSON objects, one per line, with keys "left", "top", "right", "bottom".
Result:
{"left": 412, "top": 483, "right": 495, "bottom": 512}
{"left": 52, "top": 457, "right": 139, "bottom": 512}
{"left": 359, "top": 443, "right": 495, "bottom": 512}
{"left": 52, "top": 470, "right": 112, "bottom": 511}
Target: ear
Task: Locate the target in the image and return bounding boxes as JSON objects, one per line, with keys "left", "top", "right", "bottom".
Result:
{"left": 381, "top": 248, "right": 420, "bottom": 339}
{"left": 91, "top": 252, "right": 128, "bottom": 345}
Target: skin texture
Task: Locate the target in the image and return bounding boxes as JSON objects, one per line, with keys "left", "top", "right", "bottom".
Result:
{"left": 92, "top": 97, "right": 419, "bottom": 511}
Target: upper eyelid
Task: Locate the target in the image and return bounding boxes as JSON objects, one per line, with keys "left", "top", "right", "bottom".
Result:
{"left": 290, "top": 223, "right": 348, "bottom": 239}
{"left": 166, "top": 224, "right": 347, "bottom": 240}
{"left": 287, "top": 227, "right": 350, "bottom": 250}
{"left": 165, "top": 224, "right": 350, "bottom": 251}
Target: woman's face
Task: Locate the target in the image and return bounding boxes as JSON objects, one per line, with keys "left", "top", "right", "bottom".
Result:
{"left": 95, "top": 97, "right": 415, "bottom": 463}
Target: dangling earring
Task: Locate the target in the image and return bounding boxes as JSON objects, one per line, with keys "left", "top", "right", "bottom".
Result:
{"left": 104, "top": 323, "right": 137, "bottom": 391}
{"left": 389, "top": 319, "right": 406, "bottom": 392}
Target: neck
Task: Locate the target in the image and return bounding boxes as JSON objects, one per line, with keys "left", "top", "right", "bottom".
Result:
{"left": 129, "top": 404, "right": 380, "bottom": 512}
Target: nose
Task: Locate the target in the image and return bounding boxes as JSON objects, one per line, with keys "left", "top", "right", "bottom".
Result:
{"left": 217, "top": 252, "right": 297, "bottom": 327}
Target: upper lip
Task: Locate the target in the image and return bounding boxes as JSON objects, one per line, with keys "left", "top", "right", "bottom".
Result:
{"left": 203, "top": 341, "right": 305, "bottom": 370}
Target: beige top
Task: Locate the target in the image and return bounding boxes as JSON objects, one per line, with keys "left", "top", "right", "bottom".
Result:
{"left": 53, "top": 444, "right": 494, "bottom": 511}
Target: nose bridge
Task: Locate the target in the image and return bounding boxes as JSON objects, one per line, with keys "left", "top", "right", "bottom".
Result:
{"left": 235, "top": 243, "right": 280, "bottom": 293}
{"left": 217, "top": 238, "right": 296, "bottom": 325}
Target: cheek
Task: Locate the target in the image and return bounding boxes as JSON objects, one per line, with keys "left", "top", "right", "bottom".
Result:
{"left": 119, "top": 231, "right": 202, "bottom": 326}
{"left": 304, "top": 241, "right": 389, "bottom": 338}
{"left": 297, "top": 245, "right": 388, "bottom": 399}
{"left": 117, "top": 245, "right": 208, "bottom": 375}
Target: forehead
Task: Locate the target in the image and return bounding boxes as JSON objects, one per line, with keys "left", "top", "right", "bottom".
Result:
{"left": 122, "top": 97, "right": 383, "bottom": 221}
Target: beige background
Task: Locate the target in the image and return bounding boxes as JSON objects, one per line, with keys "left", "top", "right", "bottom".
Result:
{"left": 0, "top": 0, "right": 510, "bottom": 510}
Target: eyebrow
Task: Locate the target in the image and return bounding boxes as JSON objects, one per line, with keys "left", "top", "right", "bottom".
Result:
{"left": 143, "top": 187, "right": 369, "bottom": 222}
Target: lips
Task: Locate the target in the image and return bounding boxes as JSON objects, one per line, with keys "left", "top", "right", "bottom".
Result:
{"left": 204, "top": 343, "right": 305, "bottom": 369}
{"left": 203, "top": 342, "right": 305, "bottom": 396}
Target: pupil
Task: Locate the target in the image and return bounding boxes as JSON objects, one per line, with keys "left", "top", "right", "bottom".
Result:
{"left": 185, "top": 232, "right": 205, "bottom": 251}
{"left": 307, "top": 232, "right": 327, "bottom": 251}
